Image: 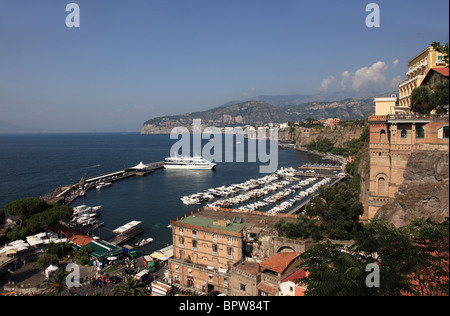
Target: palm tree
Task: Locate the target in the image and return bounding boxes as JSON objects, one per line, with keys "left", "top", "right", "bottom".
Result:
{"left": 41, "top": 268, "right": 73, "bottom": 296}
{"left": 112, "top": 277, "right": 150, "bottom": 296}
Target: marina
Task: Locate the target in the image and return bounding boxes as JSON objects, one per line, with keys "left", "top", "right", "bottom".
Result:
{"left": 180, "top": 165, "right": 347, "bottom": 215}
{"left": 1, "top": 133, "right": 332, "bottom": 263}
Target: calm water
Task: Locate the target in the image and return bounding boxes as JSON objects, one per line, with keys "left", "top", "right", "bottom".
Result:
{"left": 0, "top": 133, "right": 325, "bottom": 254}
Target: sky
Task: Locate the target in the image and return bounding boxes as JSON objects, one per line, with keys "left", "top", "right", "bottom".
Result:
{"left": 0, "top": 0, "right": 449, "bottom": 132}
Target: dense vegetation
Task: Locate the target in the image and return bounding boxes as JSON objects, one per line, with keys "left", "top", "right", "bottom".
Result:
{"left": 411, "top": 80, "right": 449, "bottom": 114}
{"left": 304, "top": 124, "right": 369, "bottom": 193}
{"left": 274, "top": 183, "right": 364, "bottom": 241}
{"left": 2, "top": 197, "right": 73, "bottom": 242}
{"left": 305, "top": 124, "right": 369, "bottom": 158}
{"left": 299, "top": 218, "right": 449, "bottom": 296}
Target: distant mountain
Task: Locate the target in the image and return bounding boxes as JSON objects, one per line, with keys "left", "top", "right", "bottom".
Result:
{"left": 218, "top": 90, "right": 397, "bottom": 108}
{"left": 141, "top": 92, "right": 395, "bottom": 134}
{"left": 0, "top": 121, "right": 45, "bottom": 134}
{"left": 141, "top": 101, "right": 291, "bottom": 134}
{"left": 280, "top": 97, "right": 375, "bottom": 121}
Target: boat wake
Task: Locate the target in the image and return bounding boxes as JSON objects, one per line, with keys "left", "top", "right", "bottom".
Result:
{"left": 85, "top": 164, "right": 101, "bottom": 169}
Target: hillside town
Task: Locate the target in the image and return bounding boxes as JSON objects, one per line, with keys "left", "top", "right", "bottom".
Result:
{"left": 1, "top": 43, "right": 449, "bottom": 297}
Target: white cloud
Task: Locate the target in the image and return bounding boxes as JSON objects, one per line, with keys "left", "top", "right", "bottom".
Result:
{"left": 390, "top": 75, "right": 402, "bottom": 90}
{"left": 320, "top": 60, "right": 402, "bottom": 95}
{"left": 352, "top": 61, "right": 389, "bottom": 91}
{"left": 340, "top": 70, "right": 352, "bottom": 90}
{"left": 320, "top": 75, "right": 336, "bottom": 93}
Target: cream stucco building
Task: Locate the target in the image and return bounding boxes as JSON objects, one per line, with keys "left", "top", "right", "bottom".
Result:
{"left": 398, "top": 46, "right": 446, "bottom": 109}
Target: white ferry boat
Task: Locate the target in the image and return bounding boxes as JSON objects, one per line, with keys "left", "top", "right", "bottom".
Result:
{"left": 164, "top": 155, "right": 216, "bottom": 170}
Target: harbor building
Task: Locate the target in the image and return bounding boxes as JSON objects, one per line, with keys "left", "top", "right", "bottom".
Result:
{"left": 168, "top": 207, "right": 303, "bottom": 295}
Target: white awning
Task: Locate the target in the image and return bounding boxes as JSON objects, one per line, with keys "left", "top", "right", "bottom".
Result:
{"left": 130, "top": 162, "right": 149, "bottom": 170}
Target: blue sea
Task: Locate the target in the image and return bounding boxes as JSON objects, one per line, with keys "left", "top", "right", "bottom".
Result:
{"left": 0, "top": 133, "right": 325, "bottom": 254}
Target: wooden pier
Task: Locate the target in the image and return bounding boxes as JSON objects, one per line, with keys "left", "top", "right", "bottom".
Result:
{"left": 299, "top": 164, "right": 343, "bottom": 172}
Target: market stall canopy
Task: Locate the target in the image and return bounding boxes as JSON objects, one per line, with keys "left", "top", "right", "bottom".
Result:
{"left": 150, "top": 245, "right": 173, "bottom": 261}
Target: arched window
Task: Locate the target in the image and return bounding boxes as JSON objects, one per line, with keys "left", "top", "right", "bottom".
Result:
{"left": 380, "top": 130, "right": 386, "bottom": 143}
{"left": 401, "top": 129, "right": 407, "bottom": 138}
{"left": 377, "top": 177, "right": 386, "bottom": 196}
{"left": 416, "top": 127, "right": 425, "bottom": 139}
{"left": 444, "top": 126, "right": 449, "bottom": 139}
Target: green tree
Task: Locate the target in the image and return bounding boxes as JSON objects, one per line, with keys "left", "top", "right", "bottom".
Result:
{"left": 46, "top": 242, "right": 73, "bottom": 259}
{"left": 73, "top": 245, "right": 92, "bottom": 265}
{"left": 407, "top": 218, "right": 449, "bottom": 296}
{"left": 274, "top": 215, "right": 322, "bottom": 241}
{"left": 305, "top": 183, "right": 364, "bottom": 239}
{"left": 0, "top": 209, "right": 5, "bottom": 228}
{"left": 5, "top": 197, "right": 49, "bottom": 223}
{"left": 112, "top": 277, "right": 150, "bottom": 296}
{"left": 430, "top": 80, "right": 449, "bottom": 114}
{"left": 299, "top": 219, "right": 449, "bottom": 296}
{"left": 298, "top": 241, "right": 372, "bottom": 296}
{"left": 411, "top": 86, "right": 433, "bottom": 114}
{"left": 35, "top": 254, "right": 60, "bottom": 270}
{"left": 431, "top": 41, "right": 449, "bottom": 65}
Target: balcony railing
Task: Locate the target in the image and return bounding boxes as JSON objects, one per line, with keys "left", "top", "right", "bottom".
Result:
{"left": 388, "top": 113, "right": 448, "bottom": 121}
{"left": 399, "top": 75, "right": 426, "bottom": 88}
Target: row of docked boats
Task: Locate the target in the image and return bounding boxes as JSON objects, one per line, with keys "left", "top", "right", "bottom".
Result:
{"left": 266, "top": 177, "right": 333, "bottom": 214}
{"left": 180, "top": 165, "right": 337, "bottom": 214}
{"left": 180, "top": 172, "right": 284, "bottom": 206}
{"left": 71, "top": 205, "right": 104, "bottom": 228}
{"left": 237, "top": 177, "right": 319, "bottom": 212}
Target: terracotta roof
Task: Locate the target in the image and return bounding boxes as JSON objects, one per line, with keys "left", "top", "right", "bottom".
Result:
{"left": 432, "top": 67, "right": 449, "bottom": 77}
{"left": 260, "top": 252, "right": 300, "bottom": 274}
{"left": 257, "top": 282, "right": 278, "bottom": 296}
{"left": 282, "top": 269, "right": 307, "bottom": 284}
{"left": 233, "top": 261, "right": 260, "bottom": 275}
{"left": 70, "top": 234, "right": 94, "bottom": 247}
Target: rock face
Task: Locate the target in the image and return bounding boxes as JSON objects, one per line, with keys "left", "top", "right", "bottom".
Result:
{"left": 141, "top": 96, "right": 376, "bottom": 135}
{"left": 278, "top": 123, "right": 367, "bottom": 150}
{"left": 374, "top": 151, "right": 449, "bottom": 227}
{"left": 141, "top": 101, "right": 291, "bottom": 134}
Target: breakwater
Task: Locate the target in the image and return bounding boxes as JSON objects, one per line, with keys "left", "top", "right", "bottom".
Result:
{"left": 41, "top": 161, "right": 164, "bottom": 206}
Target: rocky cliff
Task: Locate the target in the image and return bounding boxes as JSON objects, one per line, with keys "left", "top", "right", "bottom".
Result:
{"left": 278, "top": 123, "right": 367, "bottom": 150}
{"left": 374, "top": 151, "right": 449, "bottom": 227}
{"left": 141, "top": 101, "right": 291, "bottom": 134}
{"left": 280, "top": 98, "right": 375, "bottom": 121}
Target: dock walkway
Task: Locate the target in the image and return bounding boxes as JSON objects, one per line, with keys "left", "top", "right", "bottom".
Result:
{"left": 42, "top": 161, "right": 164, "bottom": 206}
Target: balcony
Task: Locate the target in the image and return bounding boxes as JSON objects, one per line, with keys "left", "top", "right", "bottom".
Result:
{"left": 387, "top": 113, "right": 448, "bottom": 124}
{"left": 399, "top": 75, "right": 426, "bottom": 88}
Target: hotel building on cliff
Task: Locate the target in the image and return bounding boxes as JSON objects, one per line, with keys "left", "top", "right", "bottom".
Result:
{"left": 365, "top": 46, "right": 449, "bottom": 221}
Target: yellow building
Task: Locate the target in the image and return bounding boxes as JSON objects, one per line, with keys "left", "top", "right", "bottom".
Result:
{"left": 398, "top": 46, "right": 446, "bottom": 108}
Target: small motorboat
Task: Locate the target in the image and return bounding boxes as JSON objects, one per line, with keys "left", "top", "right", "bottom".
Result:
{"left": 136, "top": 238, "right": 153, "bottom": 247}
{"left": 96, "top": 182, "right": 112, "bottom": 189}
